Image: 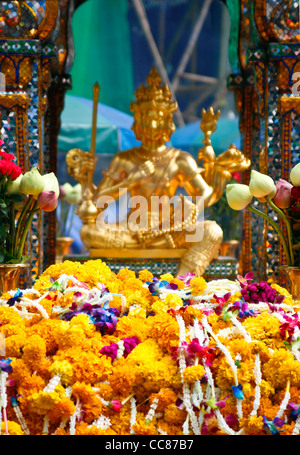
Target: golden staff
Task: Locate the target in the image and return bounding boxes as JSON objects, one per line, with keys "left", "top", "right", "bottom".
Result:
{"left": 91, "top": 81, "right": 100, "bottom": 156}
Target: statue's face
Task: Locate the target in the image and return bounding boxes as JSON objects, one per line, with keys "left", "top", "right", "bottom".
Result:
{"left": 133, "top": 108, "right": 175, "bottom": 144}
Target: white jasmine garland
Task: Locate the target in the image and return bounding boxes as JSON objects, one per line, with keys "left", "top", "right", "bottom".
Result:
{"left": 89, "top": 415, "right": 111, "bottom": 430}
{"left": 145, "top": 397, "right": 159, "bottom": 422}
{"left": 251, "top": 354, "right": 262, "bottom": 417}
{"left": 116, "top": 340, "right": 125, "bottom": 360}
{"left": 69, "top": 399, "right": 82, "bottom": 435}
{"left": 43, "top": 374, "right": 61, "bottom": 393}
{"left": 130, "top": 396, "right": 137, "bottom": 435}
{"left": 276, "top": 381, "right": 291, "bottom": 419}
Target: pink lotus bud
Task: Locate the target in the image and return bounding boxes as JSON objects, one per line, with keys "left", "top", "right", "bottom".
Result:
{"left": 37, "top": 191, "right": 58, "bottom": 212}
{"left": 274, "top": 178, "right": 293, "bottom": 209}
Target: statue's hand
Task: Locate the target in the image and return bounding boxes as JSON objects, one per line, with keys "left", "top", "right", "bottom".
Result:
{"left": 128, "top": 160, "right": 155, "bottom": 181}
{"left": 215, "top": 145, "right": 250, "bottom": 173}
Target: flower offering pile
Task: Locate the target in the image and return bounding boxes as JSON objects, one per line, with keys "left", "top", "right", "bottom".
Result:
{"left": 1, "top": 260, "right": 300, "bottom": 435}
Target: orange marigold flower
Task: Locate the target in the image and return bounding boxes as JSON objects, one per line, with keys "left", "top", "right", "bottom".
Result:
{"left": 164, "top": 403, "right": 186, "bottom": 425}
{"left": 132, "top": 420, "right": 158, "bottom": 435}
{"left": 22, "top": 334, "right": 47, "bottom": 371}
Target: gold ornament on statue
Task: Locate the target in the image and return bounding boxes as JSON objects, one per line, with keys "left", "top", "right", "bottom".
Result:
{"left": 66, "top": 67, "right": 250, "bottom": 275}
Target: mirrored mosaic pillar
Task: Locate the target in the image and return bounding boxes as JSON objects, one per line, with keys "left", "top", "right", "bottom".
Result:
{"left": 0, "top": 1, "right": 86, "bottom": 284}
{"left": 225, "top": 0, "right": 300, "bottom": 282}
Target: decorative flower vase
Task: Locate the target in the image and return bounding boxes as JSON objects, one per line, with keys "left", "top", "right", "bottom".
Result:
{"left": 280, "top": 266, "right": 300, "bottom": 302}
{"left": 56, "top": 237, "right": 74, "bottom": 263}
{"left": 219, "top": 240, "right": 239, "bottom": 258}
{"left": 0, "top": 263, "right": 29, "bottom": 296}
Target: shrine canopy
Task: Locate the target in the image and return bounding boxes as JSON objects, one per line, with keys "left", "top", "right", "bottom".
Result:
{"left": 58, "top": 95, "right": 140, "bottom": 155}
{"left": 170, "top": 115, "right": 240, "bottom": 157}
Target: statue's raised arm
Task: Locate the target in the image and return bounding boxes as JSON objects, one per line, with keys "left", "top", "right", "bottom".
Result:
{"left": 198, "top": 107, "right": 251, "bottom": 206}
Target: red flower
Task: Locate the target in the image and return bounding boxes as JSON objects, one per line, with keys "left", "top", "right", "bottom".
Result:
{"left": 0, "top": 160, "right": 22, "bottom": 181}
{"left": 187, "top": 339, "right": 215, "bottom": 366}
{"left": 0, "top": 151, "right": 15, "bottom": 161}
{"left": 232, "top": 172, "right": 241, "bottom": 183}
{"left": 291, "top": 187, "right": 300, "bottom": 204}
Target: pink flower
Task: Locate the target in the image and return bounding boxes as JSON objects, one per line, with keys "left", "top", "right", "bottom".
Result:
{"left": 37, "top": 191, "right": 58, "bottom": 212}
{"left": 274, "top": 178, "right": 293, "bottom": 209}
{"left": 109, "top": 400, "right": 123, "bottom": 412}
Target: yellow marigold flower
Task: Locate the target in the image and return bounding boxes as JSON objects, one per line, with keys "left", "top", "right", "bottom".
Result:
{"left": 26, "top": 319, "right": 60, "bottom": 356}
{"left": 49, "top": 360, "right": 73, "bottom": 386}
{"left": 160, "top": 273, "right": 173, "bottom": 281}
{"left": 61, "top": 348, "right": 111, "bottom": 384}
{"left": 117, "top": 268, "right": 136, "bottom": 281}
{"left": 1, "top": 420, "right": 24, "bottom": 435}
{"left": 149, "top": 313, "right": 180, "bottom": 351}
{"left": 28, "top": 391, "right": 61, "bottom": 415}
{"left": 69, "top": 313, "right": 95, "bottom": 337}
{"left": 228, "top": 291, "right": 242, "bottom": 303}
{"left": 22, "top": 334, "right": 46, "bottom": 371}
{"left": 127, "top": 290, "right": 152, "bottom": 313}
{"left": 108, "top": 361, "right": 136, "bottom": 398}
{"left": 127, "top": 339, "right": 181, "bottom": 393}
{"left": 138, "top": 269, "right": 153, "bottom": 282}
{"left": 115, "top": 315, "right": 149, "bottom": 342}
{"left": 152, "top": 294, "right": 183, "bottom": 314}
{"left": 271, "top": 284, "right": 294, "bottom": 306}
{"left": 170, "top": 278, "right": 185, "bottom": 290}
{"left": 4, "top": 332, "right": 27, "bottom": 358}
{"left": 240, "top": 415, "right": 264, "bottom": 435}
{"left": 182, "top": 365, "right": 205, "bottom": 384}
{"left": 0, "top": 306, "right": 24, "bottom": 327}
{"left": 263, "top": 348, "right": 300, "bottom": 388}
{"left": 189, "top": 276, "right": 207, "bottom": 295}
{"left": 259, "top": 379, "right": 275, "bottom": 398}
{"left": 33, "top": 260, "right": 82, "bottom": 292}
{"left": 128, "top": 305, "right": 147, "bottom": 319}
{"left": 242, "top": 312, "right": 281, "bottom": 348}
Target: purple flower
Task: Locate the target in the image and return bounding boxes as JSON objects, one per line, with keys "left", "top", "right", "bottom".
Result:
{"left": 231, "top": 299, "right": 255, "bottom": 318}
{"left": 288, "top": 402, "right": 300, "bottom": 420}
{"left": 0, "top": 358, "right": 13, "bottom": 374}
{"left": 262, "top": 415, "right": 285, "bottom": 435}
{"left": 147, "top": 277, "right": 178, "bottom": 295}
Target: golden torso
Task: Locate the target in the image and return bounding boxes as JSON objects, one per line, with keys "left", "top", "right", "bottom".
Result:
{"left": 96, "top": 145, "right": 201, "bottom": 202}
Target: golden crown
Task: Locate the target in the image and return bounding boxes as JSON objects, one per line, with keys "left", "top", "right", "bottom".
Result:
{"left": 130, "top": 66, "right": 177, "bottom": 114}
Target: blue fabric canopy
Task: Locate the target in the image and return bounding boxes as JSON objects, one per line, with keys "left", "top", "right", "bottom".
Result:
{"left": 58, "top": 95, "right": 140, "bottom": 155}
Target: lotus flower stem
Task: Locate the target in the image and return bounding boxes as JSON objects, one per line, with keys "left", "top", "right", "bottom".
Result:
{"left": 249, "top": 205, "right": 292, "bottom": 266}
{"left": 14, "top": 195, "right": 33, "bottom": 256}
{"left": 266, "top": 196, "right": 294, "bottom": 266}
{"left": 16, "top": 201, "right": 38, "bottom": 261}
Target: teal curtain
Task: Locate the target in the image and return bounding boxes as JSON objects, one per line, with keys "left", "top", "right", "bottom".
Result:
{"left": 69, "top": 0, "right": 135, "bottom": 114}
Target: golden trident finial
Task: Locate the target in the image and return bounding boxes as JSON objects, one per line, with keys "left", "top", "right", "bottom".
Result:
{"left": 200, "top": 107, "right": 220, "bottom": 145}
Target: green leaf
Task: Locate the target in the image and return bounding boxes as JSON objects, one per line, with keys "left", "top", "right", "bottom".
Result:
{"left": 8, "top": 193, "right": 24, "bottom": 204}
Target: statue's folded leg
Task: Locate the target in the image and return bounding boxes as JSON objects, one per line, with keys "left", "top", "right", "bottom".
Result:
{"left": 178, "top": 220, "right": 223, "bottom": 276}
{"left": 80, "top": 221, "right": 138, "bottom": 249}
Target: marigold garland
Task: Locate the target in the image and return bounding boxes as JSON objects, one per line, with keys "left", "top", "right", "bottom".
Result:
{"left": 0, "top": 259, "right": 300, "bottom": 435}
